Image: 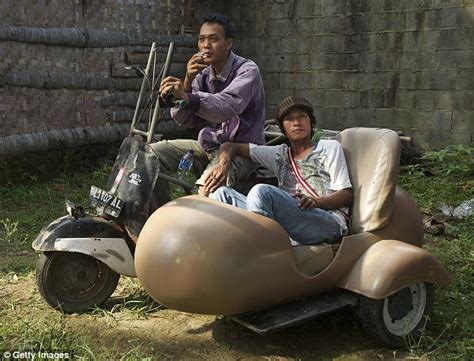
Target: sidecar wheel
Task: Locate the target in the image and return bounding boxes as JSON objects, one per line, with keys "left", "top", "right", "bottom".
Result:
{"left": 359, "top": 282, "right": 434, "bottom": 347}
{"left": 36, "top": 252, "right": 120, "bottom": 313}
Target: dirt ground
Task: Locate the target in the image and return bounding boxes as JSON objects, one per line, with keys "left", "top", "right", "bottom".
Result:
{"left": 1, "top": 271, "right": 417, "bottom": 360}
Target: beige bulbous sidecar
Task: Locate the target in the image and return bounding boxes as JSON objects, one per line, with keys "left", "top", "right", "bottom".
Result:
{"left": 135, "top": 127, "right": 450, "bottom": 347}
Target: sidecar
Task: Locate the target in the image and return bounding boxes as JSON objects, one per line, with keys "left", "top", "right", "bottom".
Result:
{"left": 134, "top": 127, "right": 450, "bottom": 347}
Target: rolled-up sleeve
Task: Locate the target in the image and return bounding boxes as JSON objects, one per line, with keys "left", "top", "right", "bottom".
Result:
{"left": 170, "top": 106, "right": 193, "bottom": 127}
{"left": 170, "top": 74, "right": 204, "bottom": 126}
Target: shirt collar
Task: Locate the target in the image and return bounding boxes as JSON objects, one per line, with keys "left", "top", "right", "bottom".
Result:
{"left": 209, "top": 51, "right": 235, "bottom": 83}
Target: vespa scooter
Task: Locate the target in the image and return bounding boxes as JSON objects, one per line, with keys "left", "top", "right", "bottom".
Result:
{"left": 32, "top": 42, "right": 194, "bottom": 313}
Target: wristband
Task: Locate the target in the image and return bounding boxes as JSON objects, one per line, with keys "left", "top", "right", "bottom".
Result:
{"left": 176, "top": 99, "right": 188, "bottom": 109}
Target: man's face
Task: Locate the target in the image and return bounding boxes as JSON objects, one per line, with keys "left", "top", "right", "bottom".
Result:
{"left": 198, "top": 22, "right": 232, "bottom": 66}
{"left": 282, "top": 109, "right": 312, "bottom": 142}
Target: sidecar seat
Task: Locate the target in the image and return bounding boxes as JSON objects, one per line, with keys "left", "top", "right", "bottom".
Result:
{"left": 291, "top": 127, "right": 403, "bottom": 276}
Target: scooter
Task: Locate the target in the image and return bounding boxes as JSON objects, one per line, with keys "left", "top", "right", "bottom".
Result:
{"left": 33, "top": 43, "right": 450, "bottom": 348}
{"left": 32, "top": 41, "right": 279, "bottom": 314}
{"left": 32, "top": 42, "right": 196, "bottom": 313}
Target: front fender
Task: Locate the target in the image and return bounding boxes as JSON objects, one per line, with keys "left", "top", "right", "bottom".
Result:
{"left": 33, "top": 215, "right": 136, "bottom": 277}
{"left": 337, "top": 240, "right": 450, "bottom": 299}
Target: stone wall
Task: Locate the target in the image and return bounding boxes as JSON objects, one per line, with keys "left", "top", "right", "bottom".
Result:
{"left": 2, "top": 0, "right": 472, "bottom": 151}
{"left": 200, "top": 0, "right": 473, "bottom": 149}
{"left": 0, "top": 0, "right": 197, "bottom": 141}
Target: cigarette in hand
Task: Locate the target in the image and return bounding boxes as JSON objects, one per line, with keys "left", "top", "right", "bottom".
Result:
{"left": 197, "top": 51, "right": 208, "bottom": 61}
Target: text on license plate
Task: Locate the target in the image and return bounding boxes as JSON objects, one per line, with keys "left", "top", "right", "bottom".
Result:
{"left": 89, "top": 186, "right": 124, "bottom": 217}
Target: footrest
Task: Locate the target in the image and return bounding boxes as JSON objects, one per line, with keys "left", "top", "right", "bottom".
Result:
{"left": 229, "top": 290, "right": 358, "bottom": 334}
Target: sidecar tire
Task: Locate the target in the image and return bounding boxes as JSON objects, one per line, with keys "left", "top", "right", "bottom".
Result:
{"left": 359, "top": 282, "right": 434, "bottom": 347}
{"left": 36, "top": 252, "right": 120, "bottom": 313}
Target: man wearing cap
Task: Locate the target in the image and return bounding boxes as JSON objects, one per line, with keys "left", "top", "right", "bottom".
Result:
{"left": 155, "top": 13, "right": 265, "bottom": 201}
{"left": 206, "top": 96, "right": 353, "bottom": 245}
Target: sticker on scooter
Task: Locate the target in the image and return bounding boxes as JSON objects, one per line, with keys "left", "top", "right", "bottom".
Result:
{"left": 110, "top": 167, "right": 126, "bottom": 193}
{"left": 128, "top": 173, "right": 142, "bottom": 185}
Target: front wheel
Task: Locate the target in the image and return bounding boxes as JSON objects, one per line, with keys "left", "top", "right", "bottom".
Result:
{"left": 359, "top": 282, "right": 434, "bottom": 347}
{"left": 36, "top": 252, "right": 120, "bottom": 313}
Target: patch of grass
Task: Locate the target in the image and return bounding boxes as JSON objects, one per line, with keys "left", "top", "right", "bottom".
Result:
{"left": 399, "top": 164, "right": 474, "bottom": 214}
{"left": 0, "top": 219, "right": 28, "bottom": 271}
{"left": 0, "top": 165, "right": 112, "bottom": 274}
{"left": 0, "top": 272, "right": 82, "bottom": 355}
{"left": 169, "top": 172, "right": 197, "bottom": 199}
{"left": 403, "top": 228, "right": 474, "bottom": 359}
{"left": 398, "top": 146, "right": 473, "bottom": 359}
{"left": 98, "top": 277, "right": 164, "bottom": 319}
{"left": 421, "top": 144, "right": 473, "bottom": 178}
{"left": 422, "top": 221, "right": 474, "bottom": 358}
{"left": 0, "top": 273, "right": 166, "bottom": 359}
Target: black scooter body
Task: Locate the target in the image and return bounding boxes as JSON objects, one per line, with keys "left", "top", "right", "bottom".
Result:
{"left": 32, "top": 214, "right": 133, "bottom": 252}
{"left": 104, "top": 135, "right": 165, "bottom": 240}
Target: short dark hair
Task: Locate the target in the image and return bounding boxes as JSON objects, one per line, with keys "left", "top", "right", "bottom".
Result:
{"left": 200, "top": 13, "right": 235, "bottom": 39}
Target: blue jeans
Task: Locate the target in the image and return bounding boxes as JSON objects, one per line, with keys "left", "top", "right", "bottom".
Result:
{"left": 210, "top": 184, "right": 345, "bottom": 245}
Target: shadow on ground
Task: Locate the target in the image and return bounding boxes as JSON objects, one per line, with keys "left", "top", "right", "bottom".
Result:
{"left": 72, "top": 302, "right": 399, "bottom": 359}
{"left": 2, "top": 274, "right": 406, "bottom": 359}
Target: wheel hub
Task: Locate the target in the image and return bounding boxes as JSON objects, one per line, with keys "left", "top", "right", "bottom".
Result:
{"left": 77, "top": 270, "right": 88, "bottom": 280}
{"left": 387, "top": 287, "right": 413, "bottom": 321}
{"left": 51, "top": 253, "right": 106, "bottom": 303}
{"left": 382, "top": 283, "right": 427, "bottom": 336}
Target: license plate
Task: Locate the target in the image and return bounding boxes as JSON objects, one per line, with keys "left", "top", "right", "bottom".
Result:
{"left": 89, "top": 186, "right": 124, "bottom": 218}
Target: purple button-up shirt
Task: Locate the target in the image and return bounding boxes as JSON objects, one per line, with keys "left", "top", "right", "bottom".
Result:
{"left": 171, "top": 51, "right": 265, "bottom": 152}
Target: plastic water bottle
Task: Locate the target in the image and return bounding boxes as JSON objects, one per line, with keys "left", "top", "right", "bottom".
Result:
{"left": 177, "top": 149, "right": 194, "bottom": 182}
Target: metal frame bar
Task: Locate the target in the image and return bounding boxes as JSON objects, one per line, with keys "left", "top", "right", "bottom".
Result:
{"left": 148, "top": 42, "right": 175, "bottom": 142}
{"left": 130, "top": 42, "right": 156, "bottom": 133}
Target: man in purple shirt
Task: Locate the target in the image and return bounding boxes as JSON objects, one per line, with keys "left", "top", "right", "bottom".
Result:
{"left": 155, "top": 13, "right": 265, "bottom": 198}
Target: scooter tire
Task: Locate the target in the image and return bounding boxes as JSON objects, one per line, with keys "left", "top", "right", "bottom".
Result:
{"left": 358, "top": 282, "right": 434, "bottom": 348}
{"left": 36, "top": 251, "right": 120, "bottom": 313}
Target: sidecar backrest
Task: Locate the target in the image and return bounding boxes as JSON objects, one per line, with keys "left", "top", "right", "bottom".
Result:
{"left": 334, "top": 128, "right": 401, "bottom": 233}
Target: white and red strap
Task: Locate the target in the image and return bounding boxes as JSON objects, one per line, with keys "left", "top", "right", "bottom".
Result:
{"left": 288, "top": 147, "right": 350, "bottom": 222}
{"left": 288, "top": 147, "right": 319, "bottom": 199}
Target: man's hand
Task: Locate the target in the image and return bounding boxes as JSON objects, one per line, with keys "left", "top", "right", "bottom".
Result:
{"left": 183, "top": 53, "right": 208, "bottom": 91}
{"left": 294, "top": 188, "right": 353, "bottom": 210}
{"left": 295, "top": 193, "right": 320, "bottom": 210}
{"left": 203, "top": 159, "right": 231, "bottom": 194}
{"left": 159, "top": 76, "right": 189, "bottom": 102}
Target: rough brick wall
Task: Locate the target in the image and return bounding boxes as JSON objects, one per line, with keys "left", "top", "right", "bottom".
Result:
{"left": 200, "top": 0, "right": 473, "bottom": 149}
{"left": 0, "top": 0, "right": 196, "bottom": 139}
